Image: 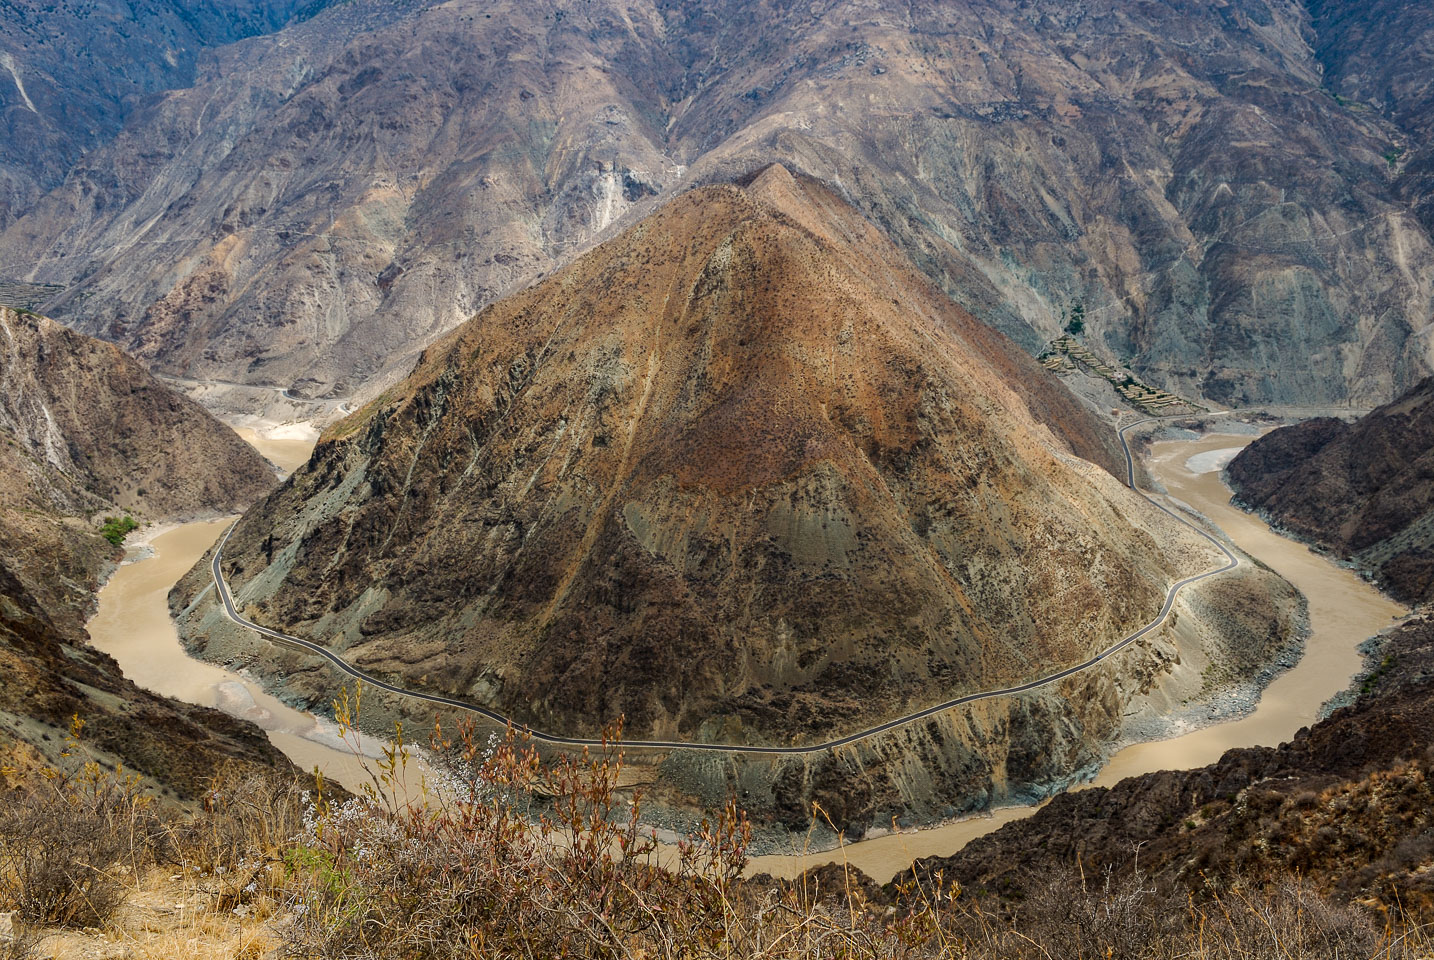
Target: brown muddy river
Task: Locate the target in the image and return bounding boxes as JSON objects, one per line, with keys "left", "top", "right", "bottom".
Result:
{"left": 88, "top": 430, "right": 1405, "bottom": 880}
{"left": 86, "top": 518, "right": 408, "bottom": 795}
{"left": 233, "top": 425, "right": 316, "bottom": 474}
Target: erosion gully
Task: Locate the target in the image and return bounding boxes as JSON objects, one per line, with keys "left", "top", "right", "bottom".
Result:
{"left": 87, "top": 429, "right": 1404, "bottom": 882}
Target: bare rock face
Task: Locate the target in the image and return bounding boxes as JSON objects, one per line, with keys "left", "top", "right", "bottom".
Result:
{"left": 1227, "top": 379, "right": 1434, "bottom": 605}
{"left": 0, "top": 308, "right": 277, "bottom": 519}
{"left": 0, "top": 0, "right": 325, "bottom": 231}
{"left": 4, "top": 0, "right": 1433, "bottom": 406}
{"left": 189, "top": 169, "right": 1216, "bottom": 759}
{"left": 0, "top": 306, "right": 284, "bottom": 793}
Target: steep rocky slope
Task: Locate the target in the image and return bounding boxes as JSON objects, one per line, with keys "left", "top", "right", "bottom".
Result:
{"left": 1226, "top": 380, "right": 1434, "bottom": 604}
{"left": 183, "top": 166, "right": 1208, "bottom": 745}
{"left": 165, "top": 169, "right": 1310, "bottom": 832}
{"left": 1308, "top": 0, "right": 1434, "bottom": 236}
{"left": 3, "top": 0, "right": 1430, "bottom": 406}
{"left": 0, "top": 306, "right": 282, "bottom": 795}
{"left": 903, "top": 612, "right": 1434, "bottom": 911}
{"left": 0, "top": 307, "right": 277, "bottom": 518}
{"left": 0, "top": 0, "right": 327, "bottom": 231}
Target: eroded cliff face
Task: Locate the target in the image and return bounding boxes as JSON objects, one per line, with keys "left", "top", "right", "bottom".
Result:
{"left": 0, "top": 308, "right": 277, "bottom": 519}
{"left": 903, "top": 613, "right": 1434, "bottom": 911}
{"left": 0, "top": 307, "right": 283, "bottom": 795}
{"left": 1226, "top": 379, "right": 1434, "bottom": 605}
{"left": 3, "top": 0, "right": 1431, "bottom": 406}
{"left": 649, "top": 556, "right": 1303, "bottom": 834}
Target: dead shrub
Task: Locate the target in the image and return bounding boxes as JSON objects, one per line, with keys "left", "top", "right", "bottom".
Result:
{"left": 163, "top": 766, "right": 310, "bottom": 912}
{"left": 0, "top": 723, "right": 159, "bottom": 927}
{"left": 266, "top": 693, "right": 1434, "bottom": 960}
{"left": 0, "top": 919, "right": 40, "bottom": 960}
{"left": 276, "top": 716, "right": 750, "bottom": 959}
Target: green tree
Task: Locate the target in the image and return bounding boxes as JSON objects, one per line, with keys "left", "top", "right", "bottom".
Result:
{"left": 99, "top": 515, "right": 138, "bottom": 546}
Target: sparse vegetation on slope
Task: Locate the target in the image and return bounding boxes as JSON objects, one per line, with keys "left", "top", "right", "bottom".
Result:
{"left": 0, "top": 305, "right": 283, "bottom": 794}
{"left": 99, "top": 514, "right": 139, "bottom": 547}
{"left": 7, "top": 0, "right": 1433, "bottom": 408}
{"left": 179, "top": 166, "right": 1242, "bottom": 834}
{"left": 904, "top": 612, "right": 1434, "bottom": 917}
{"left": 1227, "top": 378, "right": 1434, "bottom": 604}
{"left": 2, "top": 707, "right": 1430, "bottom": 960}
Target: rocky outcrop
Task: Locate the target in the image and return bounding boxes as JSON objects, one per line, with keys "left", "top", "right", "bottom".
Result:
{"left": 0, "top": 307, "right": 277, "bottom": 519}
{"left": 0, "top": 306, "right": 283, "bottom": 795}
{"left": 3, "top": 0, "right": 1432, "bottom": 406}
{"left": 1226, "top": 379, "right": 1434, "bottom": 605}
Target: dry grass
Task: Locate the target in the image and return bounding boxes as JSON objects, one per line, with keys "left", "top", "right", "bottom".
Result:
{"left": 3, "top": 704, "right": 1432, "bottom": 959}
{"left": 0, "top": 718, "right": 162, "bottom": 930}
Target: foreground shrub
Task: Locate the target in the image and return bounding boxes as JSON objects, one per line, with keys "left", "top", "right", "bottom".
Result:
{"left": 969, "top": 865, "right": 1386, "bottom": 960}
{"left": 271, "top": 701, "right": 1430, "bottom": 960}
{"left": 279, "top": 717, "right": 750, "bottom": 959}
{"left": 0, "top": 719, "right": 159, "bottom": 927}
{"left": 1, "top": 702, "right": 1429, "bottom": 958}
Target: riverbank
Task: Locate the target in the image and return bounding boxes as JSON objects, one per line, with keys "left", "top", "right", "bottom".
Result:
{"left": 231, "top": 421, "right": 317, "bottom": 475}
{"left": 745, "top": 427, "right": 1403, "bottom": 881}
{"left": 87, "top": 515, "right": 423, "bottom": 800}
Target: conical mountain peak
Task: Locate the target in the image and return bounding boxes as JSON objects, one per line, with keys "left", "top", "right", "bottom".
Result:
{"left": 205, "top": 176, "right": 1212, "bottom": 750}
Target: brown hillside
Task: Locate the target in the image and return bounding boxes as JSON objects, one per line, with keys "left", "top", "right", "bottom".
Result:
{"left": 0, "top": 307, "right": 276, "bottom": 519}
{"left": 193, "top": 167, "right": 1218, "bottom": 753}
{"left": 1226, "top": 378, "right": 1434, "bottom": 605}
{"left": 904, "top": 612, "right": 1434, "bottom": 912}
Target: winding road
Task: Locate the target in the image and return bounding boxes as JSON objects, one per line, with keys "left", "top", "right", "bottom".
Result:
{"left": 210, "top": 414, "right": 1239, "bottom": 755}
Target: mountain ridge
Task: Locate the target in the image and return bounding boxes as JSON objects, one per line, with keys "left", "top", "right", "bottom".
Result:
{"left": 4, "top": 0, "right": 1432, "bottom": 407}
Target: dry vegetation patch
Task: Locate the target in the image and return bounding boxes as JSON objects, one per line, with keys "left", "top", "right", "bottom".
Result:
{"left": 3, "top": 707, "right": 1431, "bottom": 959}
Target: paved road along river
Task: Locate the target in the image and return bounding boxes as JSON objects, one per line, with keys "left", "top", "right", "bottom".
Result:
{"left": 744, "top": 432, "right": 1405, "bottom": 881}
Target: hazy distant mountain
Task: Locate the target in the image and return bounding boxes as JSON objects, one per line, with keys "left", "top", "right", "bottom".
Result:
{"left": 0, "top": 0, "right": 329, "bottom": 230}
{"left": 2, "top": 0, "right": 1432, "bottom": 408}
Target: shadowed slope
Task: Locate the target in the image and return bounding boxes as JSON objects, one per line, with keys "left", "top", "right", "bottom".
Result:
{"left": 1228, "top": 378, "right": 1434, "bottom": 604}
{"left": 0, "top": 307, "right": 283, "bottom": 793}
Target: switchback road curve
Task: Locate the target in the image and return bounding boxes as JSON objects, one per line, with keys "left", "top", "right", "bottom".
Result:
{"left": 209, "top": 413, "right": 1238, "bottom": 755}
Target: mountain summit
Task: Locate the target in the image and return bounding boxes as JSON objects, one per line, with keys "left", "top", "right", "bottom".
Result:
{"left": 192, "top": 168, "right": 1215, "bottom": 748}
